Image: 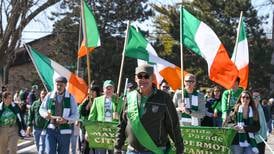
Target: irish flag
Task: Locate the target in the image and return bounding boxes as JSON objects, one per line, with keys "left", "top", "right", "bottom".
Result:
{"left": 125, "top": 26, "right": 186, "bottom": 90}
{"left": 78, "top": 39, "right": 94, "bottom": 58}
{"left": 26, "top": 45, "right": 88, "bottom": 104}
{"left": 181, "top": 8, "right": 238, "bottom": 89}
{"left": 78, "top": 0, "right": 100, "bottom": 57}
{"left": 231, "top": 14, "right": 249, "bottom": 89}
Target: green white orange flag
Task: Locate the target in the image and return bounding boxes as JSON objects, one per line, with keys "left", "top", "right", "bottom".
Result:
{"left": 231, "top": 15, "right": 249, "bottom": 89}
{"left": 125, "top": 26, "right": 187, "bottom": 90}
{"left": 26, "top": 46, "right": 88, "bottom": 104}
{"left": 78, "top": 0, "right": 100, "bottom": 57}
{"left": 181, "top": 8, "right": 238, "bottom": 89}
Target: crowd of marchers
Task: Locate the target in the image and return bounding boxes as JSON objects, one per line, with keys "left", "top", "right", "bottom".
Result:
{"left": 0, "top": 64, "right": 274, "bottom": 154}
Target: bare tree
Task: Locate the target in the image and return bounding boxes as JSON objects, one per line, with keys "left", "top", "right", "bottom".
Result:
{"left": 0, "top": 0, "right": 64, "bottom": 84}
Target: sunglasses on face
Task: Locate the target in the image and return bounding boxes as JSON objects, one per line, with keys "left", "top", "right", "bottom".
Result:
{"left": 137, "top": 74, "right": 150, "bottom": 79}
{"left": 162, "top": 86, "right": 170, "bottom": 89}
{"left": 253, "top": 95, "right": 260, "bottom": 99}
{"left": 241, "top": 96, "right": 250, "bottom": 99}
{"left": 185, "top": 80, "right": 195, "bottom": 83}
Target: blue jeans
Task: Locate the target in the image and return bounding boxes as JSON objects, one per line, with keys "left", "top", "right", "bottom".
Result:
{"left": 70, "top": 126, "right": 79, "bottom": 154}
{"left": 213, "top": 113, "right": 223, "bottom": 127}
{"left": 45, "top": 128, "right": 71, "bottom": 154}
{"left": 94, "top": 149, "right": 113, "bottom": 154}
{"left": 267, "top": 120, "right": 272, "bottom": 133}
{"left": 231, "top": 145, "right": 255, "bottom": 154}
{"left": 126, "top": 150, "right": 153, "bottom": 154}
{"left": 33, "top": 128, "right": 45, "bottom": 154}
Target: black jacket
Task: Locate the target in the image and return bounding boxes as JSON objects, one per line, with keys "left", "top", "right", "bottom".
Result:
{"left": 114, "top": 89, "right": 184, "bottom": 153}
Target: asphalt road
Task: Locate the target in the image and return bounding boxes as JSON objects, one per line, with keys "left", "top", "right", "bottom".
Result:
{"left": 18, "top": 133, "right": 274, "bottom": 154}
{"left": 17, "top": 144, "right": 37, "bottom": 154}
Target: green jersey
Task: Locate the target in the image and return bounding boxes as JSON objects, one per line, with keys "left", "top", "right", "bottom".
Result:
{"left": 0, "top": 105, "right": 17, "bottom": 126}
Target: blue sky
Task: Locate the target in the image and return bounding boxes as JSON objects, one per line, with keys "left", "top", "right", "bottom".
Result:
{"left": 21, "top": 0, "right": 272, "bottom": 42}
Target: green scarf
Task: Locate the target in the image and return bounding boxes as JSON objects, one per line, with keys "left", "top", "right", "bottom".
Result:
{"left": 181, "top": 90, "right": 199, "bottom": 125}
{"left": 237, "top": 105, "right": 258, "bottom": 153}
{"left": 127, "top": 90, "right": 164, "bottom": 154}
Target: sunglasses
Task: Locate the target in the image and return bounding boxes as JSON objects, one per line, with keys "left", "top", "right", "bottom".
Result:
{"left": 241, "top": 96, "right": 250, "bottom": 99}
{"left": 253, "top": 95, "right": 260, "bottom": 99}
{"left": 137, "top": 74, "right": 150, "bottom": 79}
{"left": 185, "top": 80, "right": 195, "bottom": 83}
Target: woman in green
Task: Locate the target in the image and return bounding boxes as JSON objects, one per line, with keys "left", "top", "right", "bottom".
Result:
{"left": 229, "top": 91, "right": 260, "bottom": 154}
{"left": 212, "top": 86, "right": 223, "bottom": 127}
{"left": 0, "top": 91, "right": 26, "bottom": 154}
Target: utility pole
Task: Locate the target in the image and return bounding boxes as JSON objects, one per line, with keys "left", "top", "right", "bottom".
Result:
{"left": 270, "top": 4, "right": 274, "bottom": 96}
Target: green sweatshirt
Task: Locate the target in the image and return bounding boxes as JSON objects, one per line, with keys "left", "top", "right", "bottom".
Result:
{"left": 27, "top": 99, "right": 48, "bottom": 129}
{"left": 88, "top": 95, "right": 123, "bottom": 122}
{"left": 221, "top": 88, "right": 243, "bottom": 119}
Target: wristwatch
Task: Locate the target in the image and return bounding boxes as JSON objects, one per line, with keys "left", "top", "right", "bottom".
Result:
{"left": 188, "top": 109, "right": 192, "bottom": 115}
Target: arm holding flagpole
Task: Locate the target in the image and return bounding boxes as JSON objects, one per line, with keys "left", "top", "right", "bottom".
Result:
{"left": 117, "top": 20, "right": 131, "bottom": 96}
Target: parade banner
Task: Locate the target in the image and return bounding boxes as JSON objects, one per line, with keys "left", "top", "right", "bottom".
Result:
{"left": 85, "top": 121, "right": 236, "bottom": 154}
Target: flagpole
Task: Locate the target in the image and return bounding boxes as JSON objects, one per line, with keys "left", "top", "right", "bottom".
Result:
{"left": 24, "top": 44, "right": 49, "bottom": 93}
{"left": 180, "top": 6, "right": 185, "bottom": 100}
{"left": 232, "top": 11, "right": 243, "bottom": 66}
{"left": 76, "top": 10, "right": 83, "bottom": 77}
{"left": 81, "top": 0, "right": 92, "bottom": 104}
{"left": 117, "top": 20, "right": 130, "bottom": 96}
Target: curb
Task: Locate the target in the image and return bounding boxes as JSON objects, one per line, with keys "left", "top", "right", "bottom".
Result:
{"left": 17, "top": 138, "right": 35, "bottom": 150}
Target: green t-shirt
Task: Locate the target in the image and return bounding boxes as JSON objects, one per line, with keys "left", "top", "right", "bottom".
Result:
{"left": 213, "top": 100, "right": 222, "bottom": 113}
{"left": 221, "top": 88, "right": 243, "bottom": 119}
{"left": 140, "top": 96, "right": 148, "bottom": 116}
{"left": 0, "top": 105, "right": 17, "bottom": 126}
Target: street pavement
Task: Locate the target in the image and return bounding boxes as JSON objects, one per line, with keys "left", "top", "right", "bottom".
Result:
{"left": 17, "top": 144, "right": 37, "bottom": 154}
{"left": 18, "top": 133, "right": 274, "bottom": 154}
{"left": 265, "top": 133, "right": 274, "bottom": 154}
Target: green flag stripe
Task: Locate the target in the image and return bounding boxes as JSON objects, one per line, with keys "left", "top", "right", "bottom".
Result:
{"left": 83, "top": 0, "right": 100, "bottom": 47}
{"left": 125, "top": 26, "right": 150, "bottom": 61}
{"left": 30, "top": 47, "right": 54, "bottom": 91}
{"left": 238, "top": 18, "right": 247, "bottom": 42}
{"left": 182, "top": 7, "right": 202, "bottom": 56}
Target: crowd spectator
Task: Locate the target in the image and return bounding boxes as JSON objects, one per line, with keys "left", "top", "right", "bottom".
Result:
{"left": 0, "top": 91, "right": 26, "bottom": 154}
{"left": 26, "top": 90, "right": 48, "bottom": 153}
{"left": 252, "top": 90, "right": 268, "bottom": 154}
{"left": 39, "top": 76, "right": 79, "bottom": 154}
{"left": 173, "top": 73, "right": 206, "bottom": 126}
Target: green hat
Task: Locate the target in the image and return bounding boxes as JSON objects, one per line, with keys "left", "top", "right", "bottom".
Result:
{"left": 103, "top": 80, "right": 114, "bottom": 89}
{"left": 32, "top": 85, "right": 38, "bottom": 90}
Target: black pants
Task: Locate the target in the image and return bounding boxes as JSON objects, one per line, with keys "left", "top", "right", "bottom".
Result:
{"left": 257, "top": 141, "right": 266, "bottom": 154}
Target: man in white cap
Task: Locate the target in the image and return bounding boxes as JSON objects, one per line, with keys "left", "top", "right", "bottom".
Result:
{"left": 88, "top": 80, "right": 123, "bottom": 154}
{"left": 39, "top": 76, "right": 79, "bottom": 154}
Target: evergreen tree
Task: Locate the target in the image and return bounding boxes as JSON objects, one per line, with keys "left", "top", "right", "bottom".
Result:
{"left": 152, "top": 0, "right": 272, "bottom": 93}
{"left": 51, "top": 0, "right": 153, "bottom": 87}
